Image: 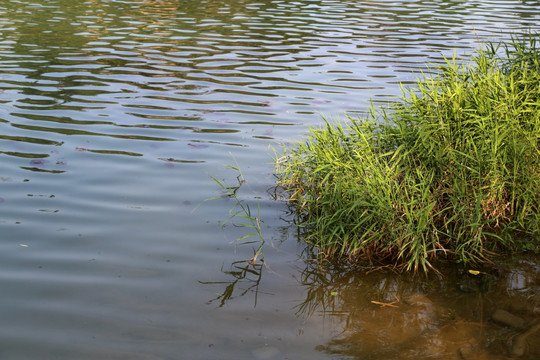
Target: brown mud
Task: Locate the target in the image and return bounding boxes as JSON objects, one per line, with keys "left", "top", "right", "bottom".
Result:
{"left": 298, "top": 254, "right": 540, "bottom": 359}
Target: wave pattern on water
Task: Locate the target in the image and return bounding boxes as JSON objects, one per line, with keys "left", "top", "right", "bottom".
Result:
{"left": 0, "top": 1, "right": 539, "bottom": 359}
{"left": 0, "top": 0, "right": 538, "bottom": 168}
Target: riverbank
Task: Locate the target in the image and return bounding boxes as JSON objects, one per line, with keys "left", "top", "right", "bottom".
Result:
{"left": 275, "top": 36, "right": 540, "bottom": 272}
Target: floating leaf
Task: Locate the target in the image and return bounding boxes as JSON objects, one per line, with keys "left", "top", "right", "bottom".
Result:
{"left": 188, "top": 143, "right": 209, "bottom": 150}
{"left": 30, "top": 159, "right": 48, "bottom": 165}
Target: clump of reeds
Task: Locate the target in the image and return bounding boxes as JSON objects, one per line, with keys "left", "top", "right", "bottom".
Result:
{"left": 275, "top": 35, "right": 540, "bottom": 272}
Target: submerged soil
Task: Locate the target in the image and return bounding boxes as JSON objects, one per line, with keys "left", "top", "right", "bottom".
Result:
{"left": 299, "top": 253, "right": 540, "bottom": 359}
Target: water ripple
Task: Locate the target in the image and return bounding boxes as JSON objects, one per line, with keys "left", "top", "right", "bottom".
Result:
{"left": 1, "top": 1, "right": 539, "bottom": 358}
{"left": 0, "top": 2, "right": 537, "bottom": 167}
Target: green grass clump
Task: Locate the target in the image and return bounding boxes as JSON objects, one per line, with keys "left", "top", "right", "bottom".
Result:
{"left": 275, "top": 36, "right": 540, "bottom": 272}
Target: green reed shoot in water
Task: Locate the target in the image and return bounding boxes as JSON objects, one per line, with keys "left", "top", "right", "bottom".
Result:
{"left": 199, "top": 159, "right": 265, "bottom": 307}
{"left": 208, "top": 160, "right": 265, "bottom": 265}
{"left": 275, "top": 35, "right": 540, "bottom": 272}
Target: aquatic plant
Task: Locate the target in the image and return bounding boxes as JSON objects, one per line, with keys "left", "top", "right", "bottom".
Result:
{"left": 275, "top": 36, "right": 540, "bottom": 272}
{"left": 199, "top": 259, "right": 264, "bottom": 307}
{"left": 199, "top": 159, "right": 266, "bottom": 307}
{"left": 206, "top": 159, "right": 265, "bottom": 265}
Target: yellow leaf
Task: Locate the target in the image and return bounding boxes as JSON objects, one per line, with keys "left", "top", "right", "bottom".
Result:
{"left": 468, "top": 270, "right": 480, "bottom": 275}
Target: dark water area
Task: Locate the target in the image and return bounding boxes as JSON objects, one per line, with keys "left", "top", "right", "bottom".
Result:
{"left": 0, "top": 0, "right": 540, "bottom": 359}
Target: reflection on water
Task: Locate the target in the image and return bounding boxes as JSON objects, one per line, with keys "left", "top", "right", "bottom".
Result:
{"left": 292, "top": 259, "right": 540, "bottom": 359}
{"left": 2, "top": 0, "right": 539, "bottom": 168}
{"left": 0, "top": 0, "right": 539, "bottom": 359}
{"left": 206, "top": 250, "right": 540, "bottom": 358}
{"left": 200, "top": 259, "right": 264, "bottom": 308}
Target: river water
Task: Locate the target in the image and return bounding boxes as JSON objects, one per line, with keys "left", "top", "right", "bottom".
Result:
{"left": 1, "top": 1, "right": 539, "bottom": 359}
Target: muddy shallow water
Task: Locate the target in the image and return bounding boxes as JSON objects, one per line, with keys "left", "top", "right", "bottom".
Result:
{"left": 292, "top": 254, "right": 540, "bottom": 359}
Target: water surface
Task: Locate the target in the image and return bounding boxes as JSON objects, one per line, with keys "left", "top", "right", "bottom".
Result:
{"left": 1, "top": 0, "right": 540, "bottom": 359}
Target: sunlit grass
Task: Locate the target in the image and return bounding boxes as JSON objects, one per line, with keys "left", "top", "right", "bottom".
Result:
{"left": 275, "top": 35, "right": 540, "bottom": 272}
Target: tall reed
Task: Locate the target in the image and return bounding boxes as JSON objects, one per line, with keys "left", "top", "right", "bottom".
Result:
{"left": 275, "top": 36, "right": 540, "bottom": 272}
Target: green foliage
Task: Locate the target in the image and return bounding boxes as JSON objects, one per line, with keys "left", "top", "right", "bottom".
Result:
{"left": 275, "top": 35, "right": 540, "bottom": 272}
{"left": 204, "top": 159, "right": 265, "bottom": 265}
{"left": 199, "top": 159, "right": 265, "bottom": 307}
